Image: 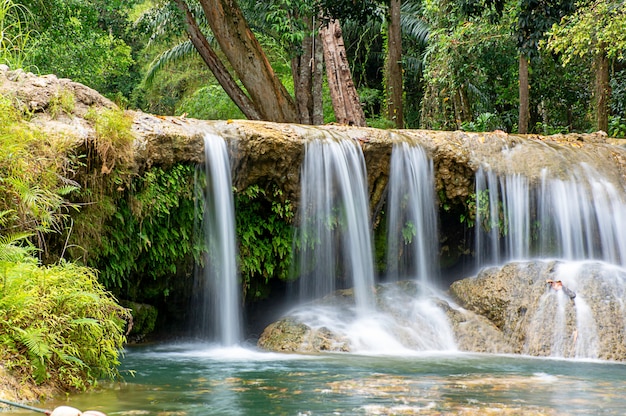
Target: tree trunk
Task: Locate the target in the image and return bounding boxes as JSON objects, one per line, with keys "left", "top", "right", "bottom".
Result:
{"left": 312, "top": 31, "right": 324, "bottom": 125}
{"left": 173, "top": 0, "right": 261, "bottom": 120}
{"left": 386, "top": 0, "right": 403, "bottom": 128}
{"left": 198, "top": 0, "right": 299, "bottom": 123}
{"left": 595, "top": 45, "right": 609, "bottom": 133}
{"left": 518, "top": 54, "right": 530, "bottom": 134}
{"left": 320, "top": 19, "right": 366, "bottom": 127}
{"left": 292, "top": 32, "right": 313, "bottom": 125}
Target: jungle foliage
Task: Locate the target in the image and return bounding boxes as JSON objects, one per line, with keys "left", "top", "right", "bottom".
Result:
{"left": 235, "top": 185, "right": 295, "bottom": 301}
{"left": 0, "top": 94, "right": 128, "bottom": 391}
{"left": 2, "top": 0, "right": 624, "bottom": 134}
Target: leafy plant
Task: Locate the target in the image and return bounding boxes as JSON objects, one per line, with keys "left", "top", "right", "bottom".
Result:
{"left": 0, "top": 0, "right": 33, "bottom": 69}
{"left": 0, "top": 259, "right": 129, "bottom": 390}
{"left": 90, "top": 164, "right": 200, "bottom": 300}
{"left": 235, "top": 184, "right": 294, "bottom": 300}
{"left": 609, "top": 116, "right": 626, "bottom": 138}
{"left": 85, "top": 107, "right": 134, "bottom": 174}
{"left": 461, "top": 112, "right": 503, "bottom": 132}
{"left": 0, "top": 94, "right": 80, "bottom": 255}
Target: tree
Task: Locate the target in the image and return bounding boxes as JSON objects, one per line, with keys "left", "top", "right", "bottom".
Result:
{"left": 148, "top": 0, "right": 378, "bottom": 125}
{"left": 198, "top": 0, "right": 299, "bottom": 123}
{"left": 546, "top": 0, "right": 626, "bottom": 132}
{"left": 515, "top": 0, "right": 575, "bottom": 133}
{"left": 172, "top": 0, "right": 262, "bottom": 120}
{"left": 320, "top": 19, "right": 366, "bottom": 126}
{"left": 22, "top": 0, "right": 137, "bottom": 96}
{"left": 386, "top": 0, "right": 403, "bottom": 127}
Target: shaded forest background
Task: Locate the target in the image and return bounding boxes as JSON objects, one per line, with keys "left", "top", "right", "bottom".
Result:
{"left": 3, "top": 0, "right": 625, "bottom": 136}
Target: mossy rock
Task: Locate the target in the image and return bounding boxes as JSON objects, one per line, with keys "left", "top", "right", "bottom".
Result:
{"left": 122, "top": 301, "right": 158, "bottom": 339}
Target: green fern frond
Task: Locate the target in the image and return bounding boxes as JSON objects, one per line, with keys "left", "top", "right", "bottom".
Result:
{"left": 56, "top": 185, "right": 80, "bottom": 196}
{"left": 14, "top": 327, "right": 51, "bottom": 360}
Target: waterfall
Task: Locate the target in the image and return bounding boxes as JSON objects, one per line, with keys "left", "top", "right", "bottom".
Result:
{"left": 386, "top": 141, "right": 439, "bottom": 284}
{"left": 473, "top": 159, "right": 626, "bottom": 360}
{"left": 193, "top": 132, "right": 241, "bottom": 345}
{"left": 521, "top": 261, "right": 626, "bottom": 359}
{"left": 296, "top": 138, "right": 375, "bottom": 313}
{"left": 474, "top": 163, "right": 626, "bottom": 268}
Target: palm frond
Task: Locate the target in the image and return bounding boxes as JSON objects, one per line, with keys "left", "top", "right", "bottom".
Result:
{"left": 401, "top": 2, "right": 430, "bottom": 46}
{"left": 144, "top": 40, "right": 198, "bottom": 87}
{"left": 403, "top": 55, "right": 425, "bottom": 75}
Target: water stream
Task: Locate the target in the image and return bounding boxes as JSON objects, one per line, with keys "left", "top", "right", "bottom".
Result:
{"left": 11, "top": 344, "right": 626, "bottom": 415}
{"left": 191, "top": 132, "right": 241, "bottom": 345}
{"left": 296, "top": 137, "right": 376, "bottom": 313}
{"left": 386, "top": 140, "right": 439, "bottom": 285}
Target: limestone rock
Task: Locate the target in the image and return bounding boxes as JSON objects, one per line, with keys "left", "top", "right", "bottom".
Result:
{"left": 450, "top": 260, "right": 626, "bottom": 361}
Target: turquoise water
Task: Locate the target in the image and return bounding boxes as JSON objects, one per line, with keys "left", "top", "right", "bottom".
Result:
{"left": 9, "top": 342, "right": 626, "bottom": 415}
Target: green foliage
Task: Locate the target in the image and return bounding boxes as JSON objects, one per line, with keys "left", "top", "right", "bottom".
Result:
{"left": 235, "top": 184, "right": 294, "bottom": 300}
{"left": 401, "top": 221, "right": 417, "bottom": 245}
{"left": 0, "top": 92, "right": 128, "bottom": 392}
{"left": 121, "top": 301, "right": 158, "bottom": 337}
{"left": 177, "top": 84, "right": 245, "bottom": 120}
{"left": 0, "top": 94, "right": 80, "bottom": 252}
{"left": 461, "top": 112, "right": 503, "bottom": 132}
{"left": 85, "top": 107, "right": 134, "bottom": 174}
{"left": 609, "top": 116, "right": 626, "bottom": 139}
{"left": 23, "top": 0, "right": 137, "bottom": 95}
{"left": 0, "top": 0, "right": 33, "bottom": 69}
{"left": 546, "top": 0, "right": 626, "bottom": 64}
{"left": 0, "top": 259, "right": 129, "bottom": 390}
{"left": 91, "top": 164, "right": 200, "bottom": 301}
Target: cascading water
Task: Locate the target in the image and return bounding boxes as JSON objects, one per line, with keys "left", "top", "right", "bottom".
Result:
{"left": 288, "top": 136, "right": 456, "bottom": 353}
{"left": 472, "top": 152, "right": 626, "bottom": 359}
{"left": 386, "top": 140, "right": 439, "bottom": 285}
{"left": 193, "top": 132, "right": 241, "bottom": 346}
{"left": 474, "top": 163, "right": 626, "bottom": 267}
{"left": 296, "top": 137, "right": 375, "bottom": 313}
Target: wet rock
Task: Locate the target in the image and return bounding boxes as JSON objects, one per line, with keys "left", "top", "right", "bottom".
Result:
{"left": 436, "top": 299, "right": 515, "bottom": 354}
{"left": 450, "top": 260, "right": 626, "bottom": 360}
{"left": 257, "top": 318, "right": 350, "bottom": 353}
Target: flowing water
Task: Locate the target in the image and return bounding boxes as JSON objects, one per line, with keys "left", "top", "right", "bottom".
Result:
{"left": 296, "top": 138, "right": 375, "bottom": 313}
{"left": 12, "top": 344, "right": 626, "bottom": 415}
{"left": 386, "top": 140, "right": 439, "bottom": 284}
{"left": 474, "top": 162, "right": 626, "bottom": 268}
{"left": 191, "top": 133, "right": 241, "bottom": 345}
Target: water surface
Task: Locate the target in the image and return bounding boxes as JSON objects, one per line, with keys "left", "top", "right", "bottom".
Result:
{"left": 13, "top": 343, "right": 626, "bottom": 415}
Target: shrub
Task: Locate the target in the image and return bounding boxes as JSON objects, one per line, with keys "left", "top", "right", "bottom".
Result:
{"left": 0, "top": 259, "right": 129, "bottom": 390}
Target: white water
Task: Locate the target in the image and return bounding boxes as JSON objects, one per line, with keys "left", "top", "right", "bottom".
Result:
{"left": 289, "top": 282, "right": 457, "bottom": 354}
{"left": 386, "top": 141, "right": 439, "bottom": 284}
{"left": 296, "top": 138, "right": 375, "bottom": 313}
{"left": 194, "top": 133, "right": 241, "bottom": 345}
{"left": 291, "top": 137, "right": 457, "bottom": 352}
{"left": 520, "top": 261, "right": 626, "bottom": 359}
{"left": 474, "top": 163, "right": 626, "bottom": 268}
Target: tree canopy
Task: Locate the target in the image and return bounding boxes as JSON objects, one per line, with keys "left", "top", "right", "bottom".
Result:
{"left": 1, "top": 0, "right": 623, "bottom": 135}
